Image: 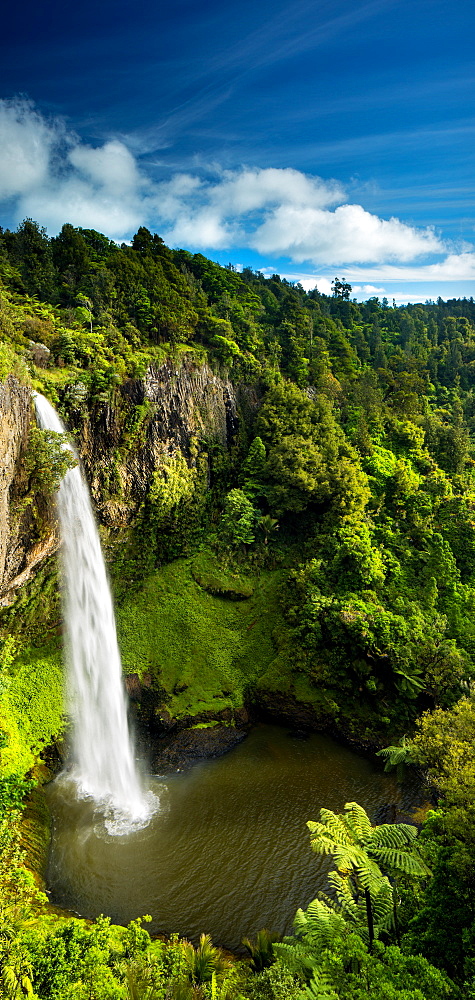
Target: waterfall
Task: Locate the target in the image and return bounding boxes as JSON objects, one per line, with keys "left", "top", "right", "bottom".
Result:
{"left": 33, "top": 393, "right": 153, "bottom": 833}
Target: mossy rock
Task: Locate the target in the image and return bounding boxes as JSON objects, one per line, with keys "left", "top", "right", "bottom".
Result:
{"left": 191, "top": 550, "right": 254, "bottom": 599}
{"left": 20, "top": 771, "right": 52, "bottom": 890}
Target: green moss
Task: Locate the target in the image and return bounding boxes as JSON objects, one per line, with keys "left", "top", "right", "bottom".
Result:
{"left": 115, "top": 555, "right": 285, "bottom": 718}
{"left": 191, "top": 550, "right": 254, "bottom": 599}
{"left": 0, "top": 559, "right": 62, "bottom": 643}
{"left": 21, "top": 775, "right": 52, "bottom": 890}
{"left": 7, "top": 642, "right": 65, "bottom": 757}
{"left": 192, "top": 721, "right": 221, "bottom": 729}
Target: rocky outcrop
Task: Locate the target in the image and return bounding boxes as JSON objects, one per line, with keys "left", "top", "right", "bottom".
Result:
{"left": 0, "top": 377, "right": 57, "bottom": 604}
{"left": 153, "top": 725, "right": 248, "bottom": 773}
{"left": 143, "top": 360, "right": 239, "bottom": 450}
{"left": 0, "top": 358, "right": 259, "bottom": 597}
{"left": 75, "top": 358, "right": 244, "bottom": 526}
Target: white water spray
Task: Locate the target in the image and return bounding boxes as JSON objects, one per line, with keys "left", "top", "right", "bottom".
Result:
{"left": 33, "top": 393, "right": 154, "bottom": 833}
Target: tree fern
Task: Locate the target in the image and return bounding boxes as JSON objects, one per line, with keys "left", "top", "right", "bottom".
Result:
{"left": 376, "top": 736, "right": 414, "bottom": 781}
{"left": 306, "top": 800, "right": 430, "bottom": 950}
{"left": 370, "top": 846, "right": 430, "bottom": 877}
{"left": 274, "top": 897, "right": 346, "bottom": 981}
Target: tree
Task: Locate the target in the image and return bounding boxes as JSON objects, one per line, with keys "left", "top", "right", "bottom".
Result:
{"left": 220, "top": 489, "right": 256, "bottom": 547}
{"left": 11, "top": 219, "right": 57, "bottom": 301}
{"left": 241, "top": 436, "right": 267, "bottom": 498}
{"left": 331, "top": 277, "right": 352, "bottom": 300}
{"left": 255, "top": 382, "right": 369, "bottom": 516}
{"left": 307, "top": 802, "right": 429, "bottom": 951}
{"left": 51, "top": 223, "right": 90, "bottom": 302}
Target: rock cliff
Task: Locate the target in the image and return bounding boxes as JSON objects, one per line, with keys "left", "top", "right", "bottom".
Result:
{"left": 0, "top": 359, "right": 259, "bottom": 597}
{"left": 0, "top": 376, "right": 58, "bottom": 605}
{"left": 71, "top": 358, "right": 247, "bottom": 526}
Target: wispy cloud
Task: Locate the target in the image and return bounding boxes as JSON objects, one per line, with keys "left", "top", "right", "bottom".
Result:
{"left": 292, "top": 119, "right": 475, "bottom": 167}
{"left": 122, "top": 0, "right": 399, "bottom": 157}
{"left": 204, "top": 0, "right": 397, "bottom": 80}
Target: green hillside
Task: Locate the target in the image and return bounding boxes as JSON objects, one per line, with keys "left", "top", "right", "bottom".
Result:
{"left": 1, "top": 219, "right": 475, "bottom": 997}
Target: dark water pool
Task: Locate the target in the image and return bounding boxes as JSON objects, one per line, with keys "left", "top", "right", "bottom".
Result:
{"left": 46, "top": 724, "right": 417, "bottom": 951}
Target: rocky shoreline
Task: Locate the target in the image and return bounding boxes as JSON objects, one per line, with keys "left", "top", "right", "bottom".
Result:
{"left": 152, "top": 724, "right": 248, "bottom": 773}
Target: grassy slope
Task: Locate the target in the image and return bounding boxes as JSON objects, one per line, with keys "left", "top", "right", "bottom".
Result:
{"left": 116, "top": 554, "right": 286, "bottom": 719}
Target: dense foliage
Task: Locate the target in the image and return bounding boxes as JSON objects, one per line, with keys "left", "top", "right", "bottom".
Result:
{"left": 2, "top": 218, "right": 475, "bottom": 996}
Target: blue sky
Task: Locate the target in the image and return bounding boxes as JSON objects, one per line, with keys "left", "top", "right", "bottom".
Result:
{"left": 0, "top": 0, "right": 474, "bottom": 302}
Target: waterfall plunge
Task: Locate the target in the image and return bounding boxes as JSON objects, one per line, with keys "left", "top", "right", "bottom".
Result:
{"left": 34, "top": 393, "right": 154, "bottom": 833}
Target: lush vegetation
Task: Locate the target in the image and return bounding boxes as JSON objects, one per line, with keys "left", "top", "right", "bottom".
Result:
{"left": 1, "top": 218, "right": 475, "bottom": 995}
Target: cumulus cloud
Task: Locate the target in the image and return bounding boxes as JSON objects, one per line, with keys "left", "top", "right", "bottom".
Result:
{"left": 0, "top": 98, "right": 63, "bottom": 199}
{"left": 0, "top": 98, "right": 146, "bottom": 238}
{"left": 0, "top": 96, "right": 466, "bottom": 285}
{"left": 351, "top": 284, "right": 387, "bottom": 295}
{"left": 69, "top": 140, "right": 141, "bottom": 193}
{"left": 154, "top": 165, "right": 443, "bottom": 265}
{"left": 20, "top": 179, "right": 143, "bottom": 240}
{"left": 250, "top": 203, "right": 441, "bottom": 264}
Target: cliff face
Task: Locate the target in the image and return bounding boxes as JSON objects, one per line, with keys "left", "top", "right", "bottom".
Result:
{"left": 76, "top": 359, "right": 246, "bottom": 526}
{"left": 0, "top": 359, "right": 258, "bottom": 597}
{"left": 0, "top": 377, "right": 58, "bottom": 605}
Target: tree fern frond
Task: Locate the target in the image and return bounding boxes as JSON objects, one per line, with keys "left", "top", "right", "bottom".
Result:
{"left": 307, "top": 829, "right": 337, "bottom": 856}
{"left": 295, "top": 897, "right": 347, "bottom": 949}
{"left": 370, "top": 823, "right": 418, "bottom": 849}
{"left": 372, "top": 847, "right": 430, "bottom": 877}
{"left": 293, "top": 907, "right": 309, "bottom": 934}
{"left": 316, "top": 809, "right": 354, "bottom": 844}
{"left": 353, "top": 858, "right": 387, "bottom": 895}
{"left": 331, "top": 844, "right": 368, "bottom": 874}
{"left": 343, "top": 802, "right": 373, "bottom": 843}
{"left": 327, "top": 871, "right": 363, "bottom": 924}
{"left": 329, "top": 869, "right": 393, "bottom": 939}
{"left": 273, "top": 940, "right": 318, "bottom": 977}
{"left": 305, "top": 970, "right": 339, "bottom": 1000}
{"left": 376, "top": 737, "right": 413, "bottom": 773}
{"left": 315, "top": 889, "right": 341, "bottom": 913}
{"left": 370, "top": 879, "right": 394, "bottom": 925}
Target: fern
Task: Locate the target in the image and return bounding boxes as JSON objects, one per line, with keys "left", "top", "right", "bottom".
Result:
{"left": 376, "top": 736, "right": 414, "bottom": 775}
{"left": 370, "top": 822, "right": 418, "bottom": 848}
{"left": 306, "top": 799, "right": 429, "bottom": 950}
{"left": 273, "top": 939, "right": 318, "bottom": 978}
{"left": 343, "top": 801, "right": 373, "bottom": 843}
{"left": 372, "top": 846, "right": 430, "bottom": 876}
{"left": 305, "top": 969, "right": 339, "bottom": 1000}
{"left": 309, "top": 809, "right": 353, "bottom": 845}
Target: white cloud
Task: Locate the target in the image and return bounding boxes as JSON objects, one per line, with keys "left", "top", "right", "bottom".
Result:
{"left": 210, "top": 166, "right": 344, "bottom": 213}
{"left": 20, "top": 179, "right": 143, "bottom": 239}
{"left": 250, "top": 203, "right": 442, "bottom": 264}
{"left": 155, "top": 168, "right": 443, "bottom": 266}
{"left": 314, "top": 277, "right": 333, "bottom": 295}
{"left": 0, "top": 98, "right": 63, "bottom": 199}
{"left": 0, "top": 98, "right": 147, "bottom": 238}
{"left": 69, "top": 140, "right": 141, "bottom": 193}
{"left": 351, "top": 284, "right": 387, "bottom": 295}
{"left": 342, "top": 252, "right": 475, "bottom": 283}
{"left": 0, "top": 97, "right": 469, "bottom": 288}
{"left": 163, "top": 209, "right": 233, "bottom": 249}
